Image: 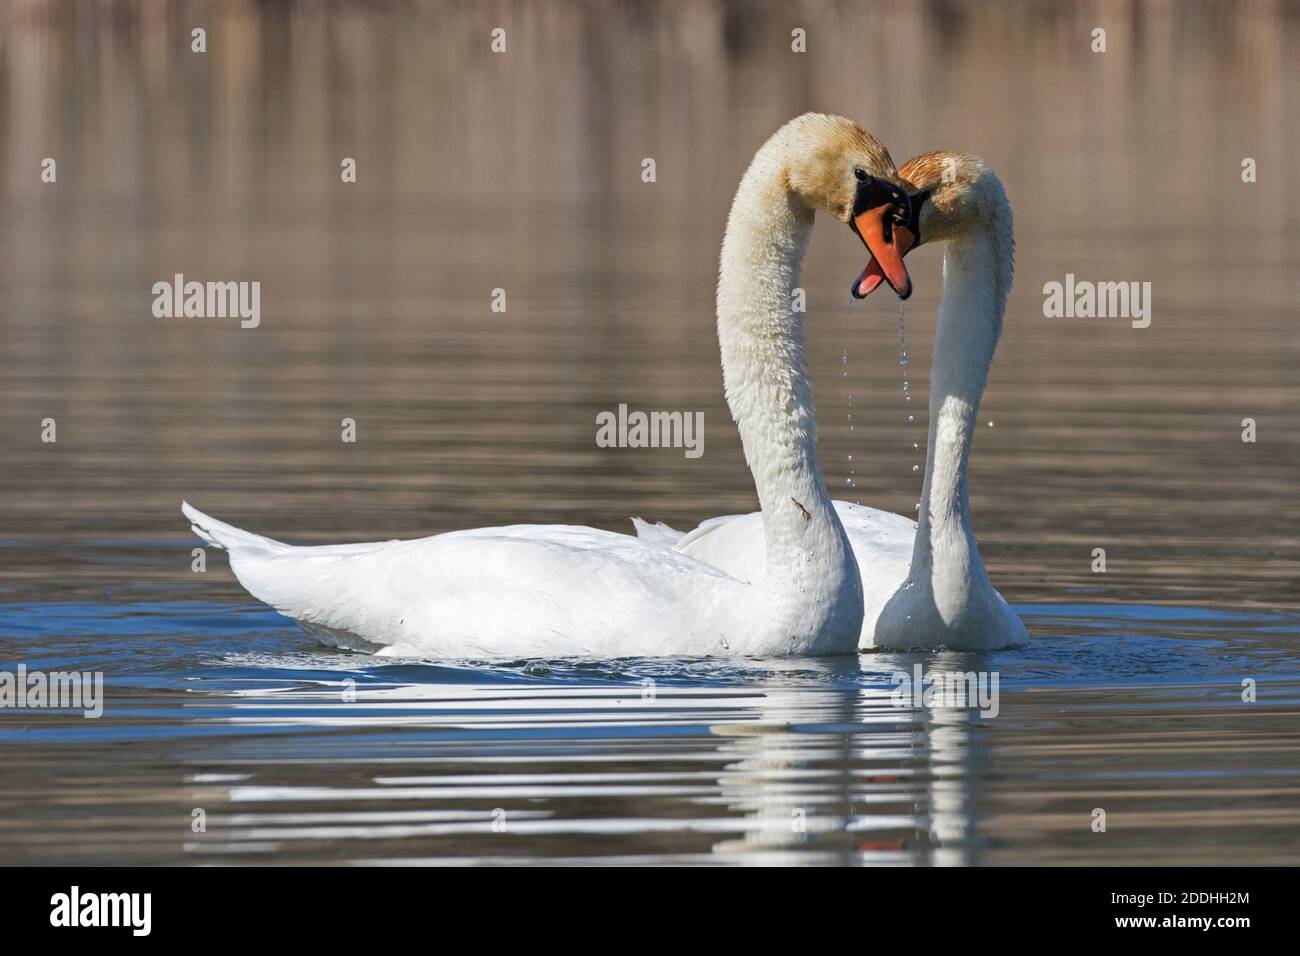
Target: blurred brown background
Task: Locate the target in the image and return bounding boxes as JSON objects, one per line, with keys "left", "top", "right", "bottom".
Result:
{"left": 1, "top": 0, "right": 1297, "bottom": 608}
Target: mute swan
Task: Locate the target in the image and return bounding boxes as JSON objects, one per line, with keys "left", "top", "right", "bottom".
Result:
{"left": 641, "top": 153, "right": 1029, "bottom": 651}
{"left": 183, "top": 113, "right": 916, "bottom": 658}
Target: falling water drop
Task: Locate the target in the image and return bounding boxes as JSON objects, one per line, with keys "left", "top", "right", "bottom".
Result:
{"left": 899, "top": 300, "right": 925, "bottom": 514}
{"left": 843, "top": 298, "right": 862, "bottom": 503}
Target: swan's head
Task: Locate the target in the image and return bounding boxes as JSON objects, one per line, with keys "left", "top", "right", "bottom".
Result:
{"left": 775, "top": 113, "right": 915, "bottom": 299}
{"left": 851, "top": 151, "right": 1010, "bottom": 299}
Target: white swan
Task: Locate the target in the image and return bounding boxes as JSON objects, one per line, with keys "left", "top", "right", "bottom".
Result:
{"left": 183, "top": 113, "right": 917, "bottom": 659}
{"left": 641, "top": 152, "right": 1029, "bottom": 651}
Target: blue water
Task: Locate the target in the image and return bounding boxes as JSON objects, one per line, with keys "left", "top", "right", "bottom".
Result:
{"left": 5, "top": 599, "right": 1297, "bottom": 708}
{"left": 2, "top": 596, "right": 1298, "bottom": 865}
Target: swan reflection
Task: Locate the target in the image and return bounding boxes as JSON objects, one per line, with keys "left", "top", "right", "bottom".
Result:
{"left": 181, "top": 654, "right": 992, "bottom": 865}
{"left": 705, "top": 655, "right": 987, "bottom": 864}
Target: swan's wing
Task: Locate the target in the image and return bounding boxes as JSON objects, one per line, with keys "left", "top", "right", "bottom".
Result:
{"left": 671, "top": 512, "right": 766, "bottom": 583}
{"left": 834, "top": 503, "right": 915, "bottom": 632}
{"left": 834, "top": 501, "right": 916, "bottom": 568}
{"left": 668, "top": 501, "right": 917, "bottom": 641}
{"left": 184, "top": 504, "right": 744, "bottom": 658}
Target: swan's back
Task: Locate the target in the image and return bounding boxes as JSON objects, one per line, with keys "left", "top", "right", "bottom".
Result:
{"left": 183, "top": 503, "right": 765, "bottom": 658}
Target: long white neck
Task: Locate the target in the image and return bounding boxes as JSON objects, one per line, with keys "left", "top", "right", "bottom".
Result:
{"left": 908, "top": 214, "right": 1012, "bottom": 622}
{"left": 715, "top": 140, "right": 862, "bottom": 649}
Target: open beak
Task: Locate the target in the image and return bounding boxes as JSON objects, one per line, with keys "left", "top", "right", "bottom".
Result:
{"left": 850, "top": 220, "right": 916, "bottom": 300}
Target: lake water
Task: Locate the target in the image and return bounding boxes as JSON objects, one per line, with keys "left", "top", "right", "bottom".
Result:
{"left": 1, "top": 1, "right": 1297, "bottom": 865}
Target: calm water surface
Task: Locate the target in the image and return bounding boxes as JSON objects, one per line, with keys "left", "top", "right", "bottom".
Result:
{"left": 1, "top": 2, "right": 1297, "bottom": 865}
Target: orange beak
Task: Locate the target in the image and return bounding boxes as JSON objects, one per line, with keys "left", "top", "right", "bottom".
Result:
{"left": 850, "top": 212, "right": 916, "bottom": 300}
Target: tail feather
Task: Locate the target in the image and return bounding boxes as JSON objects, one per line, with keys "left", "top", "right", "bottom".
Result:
{"left": 630, "top": 516, "right": 685, "bottom": 549}
{"left": 182, "top": 501, "right": 287, "bottom": 555}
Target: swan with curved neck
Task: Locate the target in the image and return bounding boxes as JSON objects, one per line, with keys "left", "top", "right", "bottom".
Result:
{"left": 181, "top": 113, "right": 913, "bottom": 658}
{"left": 656, "top": 152, "right": 1028, "bottom": 650}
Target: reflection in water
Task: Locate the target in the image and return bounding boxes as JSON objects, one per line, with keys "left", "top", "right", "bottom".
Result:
{"left": 705, "top": 661, "right": 983, "bottom": 865}
{"left": 0, "top": 598, "right": 1298, "bottom": 864}
{"left": 0, "top": 2, "right": 1298, "bottom": 864}
{"left": 925, "top": 707, "right": 979, "bottom": 866}
{"left": 189, "top": 655, "right": 989, "bottom": 864}
{"left": 705, "top": 673, "right": 984, "bottom": 865}
{"left": 708, "top": 669, "right": 873, "bottom": 864}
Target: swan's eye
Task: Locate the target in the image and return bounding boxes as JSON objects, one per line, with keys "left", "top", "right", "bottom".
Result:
{"left": 854, "top": 168, "right": 868, "bottom": 182}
